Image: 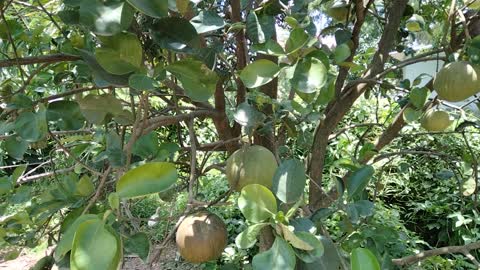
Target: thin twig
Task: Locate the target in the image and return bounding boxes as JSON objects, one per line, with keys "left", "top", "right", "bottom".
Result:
{"left": 82, "top": 166, "right": 112, "bottom": 214}
{"left": 48, "top": 130, "right": 102, "bottom": 176}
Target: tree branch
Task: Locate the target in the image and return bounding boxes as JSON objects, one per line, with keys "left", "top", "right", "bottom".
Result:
{"left": 392, "top": 241, "right": 480, "bottom": 266}
{"left": 0, "top": 54, "right": 81, "bottom": 68}
{"left": 308, "top": 0, "right": 409, "bottom": 210}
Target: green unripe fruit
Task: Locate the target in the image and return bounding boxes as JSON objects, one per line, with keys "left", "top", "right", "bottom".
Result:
{"left": 420, "top": 110, "right": 452, "bottom": 132}
{"left": 406, "top": 14, "right": 425, "bottom": 32}
{"left": 433, "top": 61, "right": 480, "bottom": 102}
{"left": 226, "top": 145, "right": 278, "bottom": 191}
{"left": 176, "top": 211, "right": 227, "bottom": 263}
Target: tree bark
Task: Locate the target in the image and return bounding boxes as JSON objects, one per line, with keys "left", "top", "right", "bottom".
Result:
{"left": 308, "top": 0, "right": 409, "bottom": 210}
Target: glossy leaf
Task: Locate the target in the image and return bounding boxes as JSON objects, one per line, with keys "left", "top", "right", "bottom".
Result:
{"left": 190, "top": 11, "right": 225, "bottom": 34}
{"left": 116, "top": 162, "right": 178, "bottom": 198}
{"left": 286, "top": 28, "right": 309, "bottom": 54}
{"left": 0, "top": 177, "right": 12, "bottom": 196}
{"left": 334, "top": 43, "right": 351, "bottom": 63}
{"left": 166, "top": 58, "right": 218, "bottom": 101}
{"left": 240, "top": 59, "right": 280, "bottom": 88}
{"left": 291, "top": 58, "right": 327, "bottom": 94}
{"left": 246, "top": 12, "right": 275, "bottom": 44}
{"left": 77, "top": 49, "right": 130, "bottom": 87}
{"left": 127, "top": 0, "right": 168, "bottom": 18}
{"left": 47, "top": 100, "right": 85, "bottom": 130}
{"left": 108, "top": 192, "right": 120, "bottom": 210}
{"left": 410, "top": 87, "right": 429, "bottom": 109}
{"left": 128, "top": 73, "right": 157, "bottom": 91}
{"left": 351, "top": 248, "right": 380, "bottom": 270}
{"left": 238, "top": 184, "right": 277, "bottom": 223}
{"left": 95, "top": 32, "right": 142, "bottom": 75}
{"left": 77, "top": 94, "right": 123, "bottom": 124}
{"left": 252, "top": 237, "right": 296, "bottom": 270}
{"left": 79, "top": 0, "right": 134, "bottom": 36}
{"left": 70, "top": 219, "right": 121, "bottom": 270}
{"left": 293, "top": 232, "right": 324, "bottom": 263}
{"left": 15, "top": 108, "right": 47, "bottom": 142}
{"left": 272, "top": 159, "right": 307, "bottom": 203}
{"left": 5, "top": 136, "right": 29, "bottom": 160}
{"left": 235, "top": 223, "right": 269, "bottom": 249}
{"left": 296, "top": 236, "right": 341, "bottom": 270}
{"left": 403, "top": 107, "right": 422, "bottom": 123}
{"left": 347, "top": 165, "right": 374, "bottom": 198}
{"left": 152, "top": 17, "right": 200, "bottom": 52}
{"left": 76, "top": 175, "right": 95, "bottom": 197}
{"left": 54, "top": 214, "right": 99, "bottom": 261}
{"left": 125, "top": 232, "right": 150, "bottom": 262}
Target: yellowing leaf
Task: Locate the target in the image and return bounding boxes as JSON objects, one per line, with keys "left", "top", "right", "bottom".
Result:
{"left": 279, "top": 224, "right": 313, "bottom": 251}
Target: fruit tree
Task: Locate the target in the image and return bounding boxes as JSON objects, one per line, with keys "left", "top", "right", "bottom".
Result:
{"left": 2, "top": 0, "right": 480, "bottom": 269}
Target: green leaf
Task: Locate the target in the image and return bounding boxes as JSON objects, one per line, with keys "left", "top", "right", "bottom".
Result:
{"left": 291, "top": 57, "right": 327, "bottom": 94}
{"left": 106, "top": 131, "right": 126, "bottom": 167}
{"left": 334, "top": 43, "right": 351, "bottom": 63}
{"left": 5, "top": 136, "right": 29, "bottom": 160}
{"left": 79, "top": 0, "right": 134, "bottom": 36}
{"left": 152, "top": 17, "right": 200, "bottom": 53}
{"left": 126, "top": 0, "right": 168, "bottom": 18}
{"left": 71, "top": 218, "right": 121, "bottom": 270}
{"left": 54, "top": 214, "right": 99, "bottom": 261}
{"left": 129, "top": 73, "right": 157, "bottom": 91}
{"left": 77, "top": 94, "right": 123, "bottom": 124}
{"left": 240, "top": 59, "right": 280, "bottom": 88}
{"left": 116, "top": 162, "right": 178, "bottom": 198}
{"left": 238, "top": 184, "right": 277, "bottom": 223}
{"left": 47, "top": 100, "right": 85, "bottom": 130}
{"left": 293, "top": 232, "right": 324, "bottom": 263}
{"left": 133, "top": 132, "right": 160, "bottom": 159}
{"left": 286, "top": 28, "right": 309, "bottom": 54}
{"left": 246, "top": 12, "right": 275, "bottom": 44}
{"left": 0, "top": 177, "right": 12, "bottom": 195}
{"left": 30, "top": 256, "right": 54, "bottom": 270}
{"left": 403, "top": 107, "right": 422, "bottom": 123}
{"left": 0, "top": 120, "right": 14, "bottom": 134}
{"left": 233, "top": 102, "right": 266, "bottom": 132}
{"left": 76, "top": 175, "right": 95, "bottom": 196}
{"left": 252, "top": 40, "right": 285, "bottom": 56}
{"left": 316, "top": 78, "right": 335, "bottom": 105}
{"left": 252, "top": 237, "right": 296, "bottom": 270}
{"left": 351, "top": 248, "right": 380, "bottom": 270}
{"left": 166, "top": 58, "right": 218, "bottom": 101}
{"left": 14, "top": 109, "right": 47, "bottom": 142}
{"left": 95, "top": 32, "right": 142, "bottom": 75}
{"left": 190, "top": 11, "right": 225, "bottom": 34}
{"left": 108, "top": 192, "right": 120, "bottom": 210}
{"left": 11, "top": 164, "right": 26, "bottom": 182}
{"left": 235, "top": 223, "right": 269, "bottom": 249}
{"left": 347, "top": 165, "right": 374, "bottom": 198}
{"left": 125, "top": 232, "right": 150, "bottom": 262}
{"left": 410, "top": 87, "right": 429, "bottom": 109}
{"left": 272, "top": 159, "right": 306, "bottom": 204}
{"left": 297, "top": 236, "right": 341, "bottom": 270}
{"left": 8, "top": 93, "right": 33, "bottom": 109}
{"left": 77, "top": 49, "right": 130, "bottom": 87}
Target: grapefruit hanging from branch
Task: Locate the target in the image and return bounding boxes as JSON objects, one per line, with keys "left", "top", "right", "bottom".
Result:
{"left": 433, "top": 61, "right": 480, "bottom": 102}
{"left": 226, "top": 145, "right": 278, "bottom": 191}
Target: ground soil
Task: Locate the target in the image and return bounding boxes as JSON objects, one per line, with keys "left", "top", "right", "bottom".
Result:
{"left": 0, "top": 242, "right": 200, "bottom": 270}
